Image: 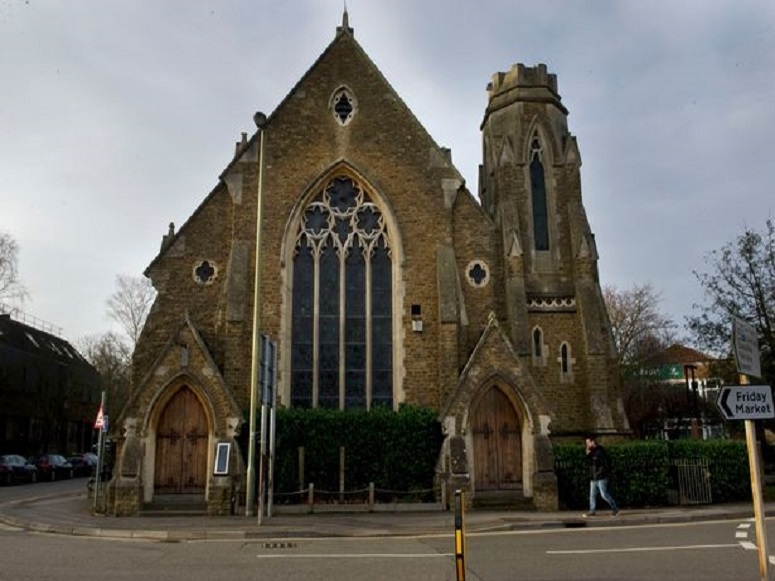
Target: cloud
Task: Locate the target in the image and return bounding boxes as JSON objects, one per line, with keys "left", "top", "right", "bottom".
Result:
{"left": 1, "top": 0, "right": 774, "bottom": 339}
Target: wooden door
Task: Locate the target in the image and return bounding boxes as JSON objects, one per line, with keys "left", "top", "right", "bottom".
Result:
{"left": 154, "top": 387, "right": 208, "bottom": 494}
{"left": 472, "top": 388, "right": 522, "bottom": 491}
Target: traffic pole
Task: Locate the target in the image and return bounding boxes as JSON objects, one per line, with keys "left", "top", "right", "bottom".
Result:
{"left": 93, "top": 391, "right": 106, "bottom": 513}
{"left": 454, "top": 489, "right": 466, "bottom": 581}
{"left": 741, "top": 374, "right": 771, "bottom": 581}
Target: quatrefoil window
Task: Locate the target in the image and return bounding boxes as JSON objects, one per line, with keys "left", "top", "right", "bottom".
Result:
{"left": 466, "top": 260, "right": 489, "bottom": 288}
{"left": 331, "top": 87, "right": 357, "bottom": 126}
{"left": 194, "top": 260, "right": 217, "bottom": 285}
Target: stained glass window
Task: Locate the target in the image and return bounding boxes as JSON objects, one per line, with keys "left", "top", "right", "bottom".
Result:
{"left": 291, "top": 176, "right": 393, "bottom": 409}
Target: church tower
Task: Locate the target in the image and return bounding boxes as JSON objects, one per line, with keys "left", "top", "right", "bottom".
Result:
{"left": 480, "top": 64, "right": 627, "bottom": 434}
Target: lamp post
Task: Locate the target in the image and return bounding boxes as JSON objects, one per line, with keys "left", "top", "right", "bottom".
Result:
{"left": 245, "top": 112, "right": 267, "bottom": 517}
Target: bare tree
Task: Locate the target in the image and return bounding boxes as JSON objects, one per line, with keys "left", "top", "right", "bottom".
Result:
{"left": 0, "top": 230, "right": 28, "bottom": 303}
{"left": 105, "top": 275, "right": 156, "bottom": 348}
{"left": 603, "top": 283, "right": 677, "bottom": 366}
{"left": 688, "top": 219, "right": 775, "bottom": 384}
{"left": 77, "top": 332, "right": 132, "bottom": 415}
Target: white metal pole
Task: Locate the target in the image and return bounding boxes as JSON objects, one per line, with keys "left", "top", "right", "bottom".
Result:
{"left": 257, "top": 402, "right": 267, "bottom": 525}
{"left": 267, "top": 368, "right": 277, "bottom": 518}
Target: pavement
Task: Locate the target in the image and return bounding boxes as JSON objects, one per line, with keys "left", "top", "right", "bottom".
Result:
{"left": 1, "top": 490, "right": 773, "bottom": 542}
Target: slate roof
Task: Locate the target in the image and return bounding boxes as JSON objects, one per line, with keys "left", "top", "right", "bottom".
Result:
{"left": 0, "top": 313, "right": 89, "bottom": 366}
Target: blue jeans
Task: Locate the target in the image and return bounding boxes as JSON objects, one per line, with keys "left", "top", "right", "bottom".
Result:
{"left": 589, "top": 478, "right": 618, "bottom": 513}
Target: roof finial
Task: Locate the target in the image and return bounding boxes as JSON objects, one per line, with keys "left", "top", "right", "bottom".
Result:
{"left": 337, "top": 2, "right": 353, "bottom": 36}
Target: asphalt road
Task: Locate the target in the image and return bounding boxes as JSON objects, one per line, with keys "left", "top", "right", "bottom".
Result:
{"left": 0, "top": 478, "right": 771, "bottom": 580}
{"left": 0, "top": 509, "right": 768, "bottom": 580}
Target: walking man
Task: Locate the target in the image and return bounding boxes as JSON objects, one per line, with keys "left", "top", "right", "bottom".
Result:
{"left": 584, "top": 434, "right": 619, "bottom": 517}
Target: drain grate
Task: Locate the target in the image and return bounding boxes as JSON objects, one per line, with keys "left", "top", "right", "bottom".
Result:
{"left": 261, "top": 542, "right": 297, "bottom": 549}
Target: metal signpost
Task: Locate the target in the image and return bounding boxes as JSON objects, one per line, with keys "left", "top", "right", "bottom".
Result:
{"left": 724, "top": 317, "right": 771, "bottom": 581}
{"left": 266, "top": 338, "right": 278, "bottom": 518}
{"left": 257, "top": 334, "right": 276, "bottom": 525}
{"left": 92, "top": 392, "right": 106, "bottom": 513}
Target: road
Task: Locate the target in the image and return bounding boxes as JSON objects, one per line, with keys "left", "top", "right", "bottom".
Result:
{"left": 0, "top": 480, "right": 770, "bottom": 580}
{"left": 0, "top": 516, "right": 768, "bottom": 580}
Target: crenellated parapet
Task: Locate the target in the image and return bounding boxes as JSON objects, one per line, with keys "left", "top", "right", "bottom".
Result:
{"left": 484, "top": 63, "right": 567, "bottom": 120}
{"left": 488, "top": 63, "right": 558, "bottom": 97}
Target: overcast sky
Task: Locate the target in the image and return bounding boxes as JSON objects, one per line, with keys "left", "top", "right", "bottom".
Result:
{"left": 1, "top": 1, "right": 774, "bottom": 343}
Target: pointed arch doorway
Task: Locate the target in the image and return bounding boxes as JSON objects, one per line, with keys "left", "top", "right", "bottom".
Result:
{"left": 472, "top": 387, "right": 522, "bottom": 491}
{"left": 154, "top": 386, "right": 208, "bottom": 494}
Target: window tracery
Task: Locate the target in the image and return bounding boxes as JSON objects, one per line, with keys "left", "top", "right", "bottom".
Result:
{"left": 291, "top": 176, "right": 393, "bottom": 409}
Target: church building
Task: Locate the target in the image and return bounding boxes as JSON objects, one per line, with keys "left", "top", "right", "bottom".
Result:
{"left": 112, "top": 13, "right": 629, "bottom": 516}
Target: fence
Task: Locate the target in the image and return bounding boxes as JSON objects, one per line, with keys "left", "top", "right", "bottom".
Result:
{"left": 270, "top": 482, "right": 444, "bottom": 513}
{"left": 667, "top": 458, "right": 712, "bottom": 505}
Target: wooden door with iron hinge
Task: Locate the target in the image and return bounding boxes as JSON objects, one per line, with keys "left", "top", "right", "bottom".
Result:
{"left": 155, "top": 386, "right": 208, "bottom": 494}
{"left": 472, "top": 387, "right": 522, "bottom": 491}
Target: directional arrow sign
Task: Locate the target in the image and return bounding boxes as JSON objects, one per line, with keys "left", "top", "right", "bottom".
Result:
{"left": 716, "top": 385, "right": 774, "bottom": 420}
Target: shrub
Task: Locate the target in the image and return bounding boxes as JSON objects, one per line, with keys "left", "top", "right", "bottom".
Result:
{"left": 273, "top": 405, "right": 443, "bottom": 496}
{"left": 554, "top": 439, "right": 750, "bottom": 509}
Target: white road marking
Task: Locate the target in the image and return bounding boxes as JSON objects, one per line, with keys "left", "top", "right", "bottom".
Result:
{"left": 547, "top": 544, "right": 740, "bottom": 555}
{"left": 0, "top": 523, "right": 22, "bottom": 531}
{"left": 740, "top": 542, "right": 757, "bottom": 551}
{"left": 738, "top": 523, "right": 752, "bottom": 529}
{"left": 256, "top": 553, "right": 454, "bottom": 559}
{"left": 736, "top": 531, "right": 749, "bottom": 539}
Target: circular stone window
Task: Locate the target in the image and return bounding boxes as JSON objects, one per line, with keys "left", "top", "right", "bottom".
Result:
{"left": 331, "top": 87, "right": 357, "bottom": 126}
{"left": 193, "top": 260, "right": 217, "bottom": 285}
{"left": 466, "top": 260, "right": 489, "bottom": 288}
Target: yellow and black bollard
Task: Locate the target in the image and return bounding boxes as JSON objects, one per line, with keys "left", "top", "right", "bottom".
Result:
{"left": 454, "top": 489, "right": 466, "bottom": 581}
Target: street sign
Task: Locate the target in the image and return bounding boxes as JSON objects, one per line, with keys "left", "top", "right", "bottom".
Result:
{"left": 716, "top": 385, "right": 774, "bottom": 420}
{"left": 732, "top": 316, "right": 762, "bottom": 378}
{"left": 259, "top": 334, "right": 277, "bottom": 406}
{"left": 94, "top": 405, "right": 105, "bottom": 429}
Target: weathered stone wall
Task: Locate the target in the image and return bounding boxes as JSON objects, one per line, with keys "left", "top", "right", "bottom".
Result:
{"left": 123, "top": 29, "right": 628, "bottom": 515}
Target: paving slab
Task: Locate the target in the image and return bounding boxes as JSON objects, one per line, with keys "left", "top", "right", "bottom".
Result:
{"left": 0, "top": 490, "right": 770, "bottom": 541}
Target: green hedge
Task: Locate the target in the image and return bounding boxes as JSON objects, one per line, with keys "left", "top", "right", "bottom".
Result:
{"left": 554, "top": 440, "right": 750, "bottom": 509}
{"left": 272, "top": 405, "right": 444, "bottom": 495}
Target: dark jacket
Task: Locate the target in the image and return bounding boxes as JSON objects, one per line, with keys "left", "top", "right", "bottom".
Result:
{"left": 587, "top": 445, "right": 611, "bottom": 480}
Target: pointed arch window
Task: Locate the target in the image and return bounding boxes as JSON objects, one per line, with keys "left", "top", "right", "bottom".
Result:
{"left": 532, "top": 326, "right": 546, "bottom": 366}
{"left": 530, "top": 135, "right": 549, "bottom": 251}
{"left": 291, "top": 176, "right": 393, "bottom": 409}
{"left": 558, "top": 341, "right": 575, "bottom": 382}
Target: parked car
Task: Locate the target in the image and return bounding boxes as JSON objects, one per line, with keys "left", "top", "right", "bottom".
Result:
{"left": 30, "top": 454, "right": 74, "bottom": 481}
{"left": 0, "top": 454, "right": 39, "bottom": 485}
{"left": 68, "top": 452, "right": 98, "bottom": 477}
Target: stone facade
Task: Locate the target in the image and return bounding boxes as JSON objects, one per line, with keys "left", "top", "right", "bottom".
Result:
{"left": 111, "top": 14, "right": 629, "bottom": 516}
